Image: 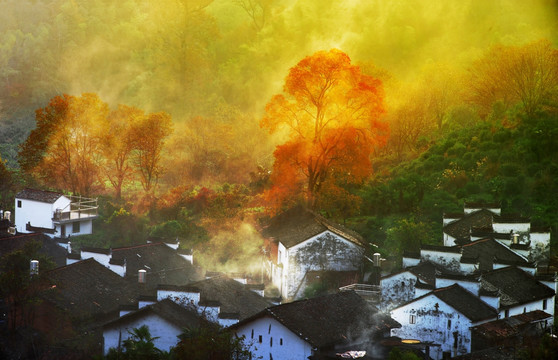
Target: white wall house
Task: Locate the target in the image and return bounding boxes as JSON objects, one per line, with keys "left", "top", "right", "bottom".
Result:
{"left": 15, "top": 188, "right": 97, "bottom": 238}
{"left": 275, "top": 231, "right": 364, "bottom": 300}
{"left": 442, "top": 203, "right": 550, "bottom": 263}
{"left": 233, "top": 314, "right": 314, "bottom": 360}
{"left": 263, "top": 207, "right": 365, "bottom": 300}
{"left": 390, "top": 284, "right": 498, "bottom": 360}
{"left": 102, "top": 299, "right": 201, "bottom": 354}
{"left": 380, "top": 270, "right": 420, "bottom": 310}
{"left": 480, "top": 266, "right": 555, "bottom": 323}
{"left": 155, "top": 275, "right": 271, "bottom": 328}
{"left": 231, "top": 291, "right": 400, "bottom": 360}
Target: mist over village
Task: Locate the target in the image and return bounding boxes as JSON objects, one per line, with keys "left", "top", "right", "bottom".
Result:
{"left": 1, "top": 1, "right": 558, "bottom": 359}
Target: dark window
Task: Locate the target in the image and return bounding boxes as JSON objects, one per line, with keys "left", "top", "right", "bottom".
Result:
{"left": 409, "top": 315, "right": 416, "bottom": 324}
{"left": 72, "top": 221, "right": 80, "bottom": 233}
{"left": 447, "top": 319, "right": 451, "bottom": 330}
{"left": 543, "top": 299, "right": 547, "bottom": 310}
{"left": 280, "top": 338, "right": 283, "bottom": 346}
{"left": 270, "top": 337, "right": 273, "bottom": 347}
{"left": 268, "top": 324, "right": 271, "bottom": 334}
{"left": 251, "top": 329, "right": 254, "bottom": 339}
{"left": 259, "top": 335, "right": 262, "bottom": 343}
{"left": 453, "top": 332, "right": 458, "bottom": 348}
{"left": 17, "top": 200, "right": 21, "bottom": 208}
{"left": 505, "top": 309, "right": 509, "bottom": 318}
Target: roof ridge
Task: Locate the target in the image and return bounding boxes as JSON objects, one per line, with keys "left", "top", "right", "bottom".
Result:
{"left": 112, "top": 242, "right": 165, "bottom": 251}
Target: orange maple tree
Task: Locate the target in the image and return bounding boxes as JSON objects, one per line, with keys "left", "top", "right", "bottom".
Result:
{"left": 261, "top": 49, "right": 388, "bottom": 210}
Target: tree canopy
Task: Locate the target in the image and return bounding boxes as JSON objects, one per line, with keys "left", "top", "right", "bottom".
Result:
{"left": 261, "top": 49, "right": 388, "bottom": 210}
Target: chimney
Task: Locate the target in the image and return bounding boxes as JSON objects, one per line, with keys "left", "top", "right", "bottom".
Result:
{"left": 30, "top": 260, "right": 39, "bottom": 276}
{"left": 373, "top": 253, "right": 381, "bottom": 267}
{"left": 512, "top": 233, "right": 519, "bottom": 244}
{"left": 4, "top": 211, "right": 10, "bottom": 221}
{"left": 138, "top": 269, "right": 146, "bottom": 284}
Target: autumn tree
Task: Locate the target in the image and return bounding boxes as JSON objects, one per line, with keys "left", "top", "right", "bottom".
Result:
{"left": 0, "top": 155, "right": 14, "bottom": 209}
{"left": 19, "top": 93, "right": 109, "bottom": 195}
{"left": 468, "top": 39, "right": 558, "bottom": 119}
{"left": 261, "top": 49, "right": 388, "bottom": 209}
{"left": 132, "top": 111, "right": 173, "bottom": 192}
{"left": 18, "top": 94, "right": 70, "bottom": 176}
{"left": 102, "top": 104, "right": 143, "bottom": 199}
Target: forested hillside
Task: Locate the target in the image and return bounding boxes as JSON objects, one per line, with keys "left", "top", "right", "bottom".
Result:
{"left": 0, "top": 0, "right": 557, "bottom": 269}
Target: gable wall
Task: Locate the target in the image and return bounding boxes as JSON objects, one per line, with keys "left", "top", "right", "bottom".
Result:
{"left": 80, "top": 251, "right": 111, "bottom": 267}
{"left": 435, "top": 278, "right": 479, "bottom": 296}
{"left": 15, "top": 198, "right": 55, "bottom": 233}
{"left": 157, "top": 290, "right": 200, "bottom": 307}
{"left": 234, "top": 316, "right": 313, "bottom": 360}
{"left": 492, "top": 222, "right": 529, "bottom": 234}
{"left": 103, "top": 313, "right": 182, "bottom": 354}
{"left": 501, "top": 296, "right": 555, "bottom": 321}
{"left": 283, "top": 230, "right": 363, "bottom": 299}
{"left": 402, "top": 256, "right": 420, "bottom": 268}
{"left": 390, "top": 295, "right": 483, "bottom": 359}
{"left": 381, "top": 271, "right": 418, "bottom": 310}
{"left": 443, "top": 232, "right": 457, "bottom": 247}
{"left": 531, "top": 231, "right": 551, "bottom": 249}
{"left": 421, "top": 250, "right": 461, "bottom": 273}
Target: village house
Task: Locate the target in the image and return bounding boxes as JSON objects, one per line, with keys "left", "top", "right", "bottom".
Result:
{"left": 230, "top": 291, "right": 400, "bottom": 360}
{"left": 376, "top": 201, "right": 556, "bottom": 358}
{"left": 14, "top": 188, "right": 98, "bottom": 238}
{"left": 480, "top": 266, "right": 555, "bottom": 319}
{"left": 390, "top": 284, "right": 498, "bottom": 359}
{"left": 382, "top": 261, "right": 556, "bottom": 356}
{"left": 26, "top": 258, "right": 138, "bottom": 355}
{"left": 153, "top": 274, "right": 272, "bottom": 327}
{"left": 102, "top": 299, "right": 204, "bottom": 354}
{"left": 261, "top": 206, "right": 365, "bottom": 300}
{"left": 0, "top": 231, "right": 67, "bottom": 267}
{"left": 470, "top": 310, "right": 552, "bottom": 353}
{"left": 442, "top": 202, "right": 550, "bottom": 264}
{"left": 68, "top": 241, "right": 201, "bottom": 290}
{"left": 402, "top": 237, "right": 534, "bottom": 276}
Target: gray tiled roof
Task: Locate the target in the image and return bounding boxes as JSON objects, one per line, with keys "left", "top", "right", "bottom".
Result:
{"left": 443, "top": 209, "right": 494, "bottom": 240}
{"left": 262, "top": 206, "right": 364, "bottom": 248}
{"left": 471, "top": 310, "right": 551, "bottom": 340}
{"left": 232, "top": 291, "right": 400, "bottom": 349}
{"left": 461, "top": 238, "right": 528, "bottom": 271}
{"left": 15, "top": 188, "right": 63, "bottom": 203}
{"left": 103, "top": 298, "right": 203, "bottom": 330}
{"left": 431, "top": 284, "right": 497, "bottom": 322}
{"left": 480, "top": 266, "right": 555, "bottom": 309}
{"left": 160, "top": 275, "right": 272, "bottom": 321}
{"left": 0, "top": 232, "right": 67, "bottom": 267}
{"left": 111, "top": 242, "right": 202, "bottom": 290}
{"left": 42, "top": 258, "right": 138, "bottom": 326}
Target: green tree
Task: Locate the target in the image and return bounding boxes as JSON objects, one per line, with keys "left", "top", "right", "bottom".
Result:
{"left": 105, "top": 325, "right": 168, "bottom": 360}
{"left": 0, "top": 155, "right": 14, "bottom": 209}
{"left": 0, "top": 240, "right": 56, "bottom": 331}
{"left": 388, "top": 347, "right": 421, "bottom": 360}
{"left": 173, "top": 325, "right": 252, "bottom": 360}
{"left": 385, "top": 218, "right": 437, "bottom": 256}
